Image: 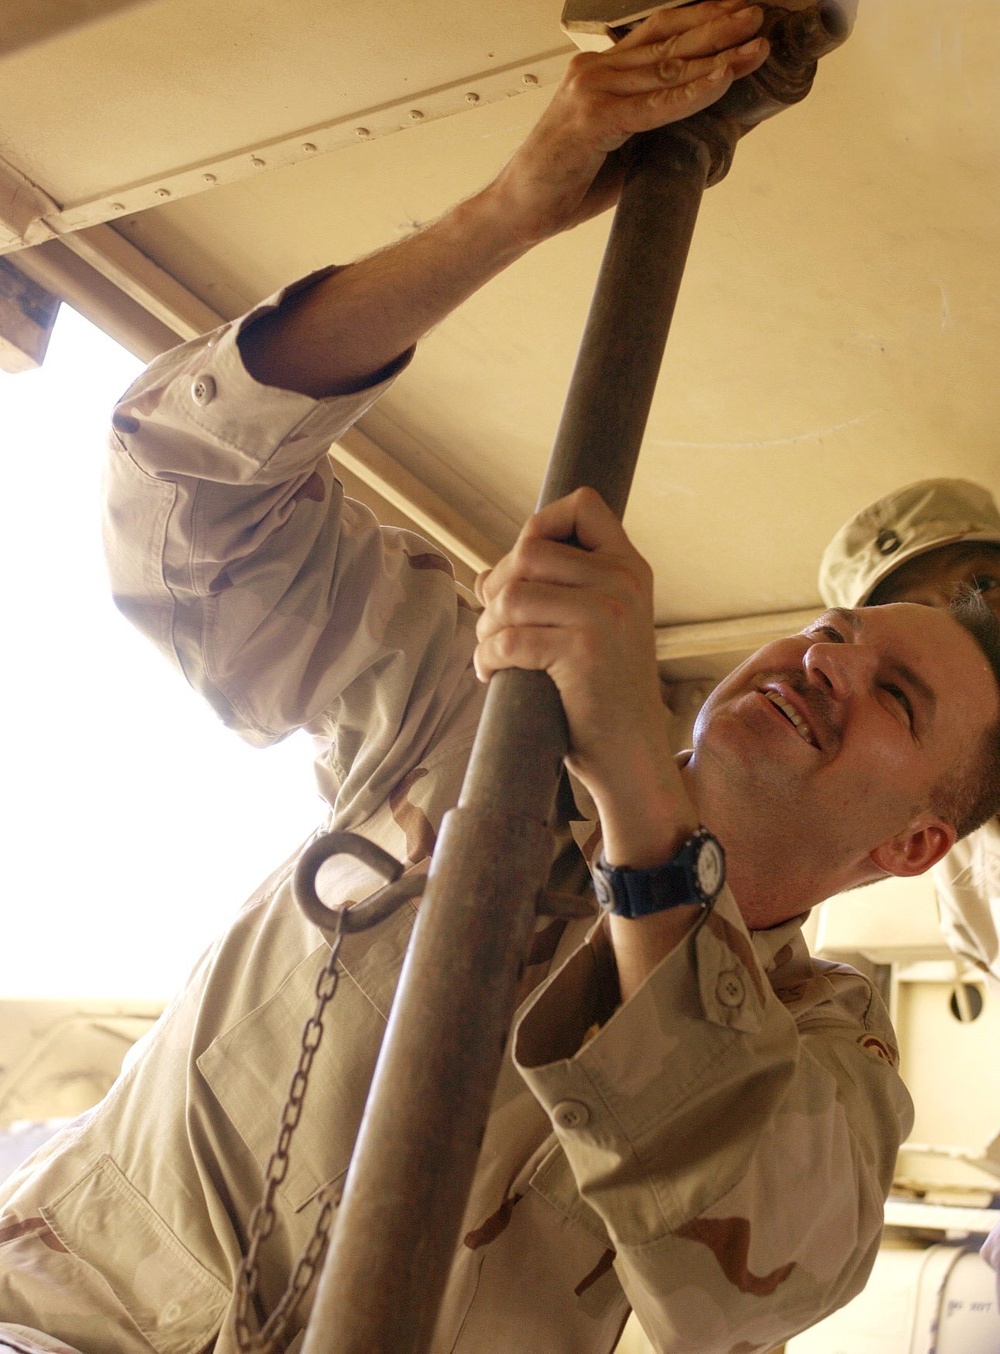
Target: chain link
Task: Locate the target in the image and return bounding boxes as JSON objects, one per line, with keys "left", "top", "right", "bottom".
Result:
{"left": 233, "top": 911, "right": 345, "bottom": 1353}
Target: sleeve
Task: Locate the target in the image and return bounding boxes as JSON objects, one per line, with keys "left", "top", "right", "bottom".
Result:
{"left": 981, "top": 1218, "right": 1000, "bottom": 1311}
{"left": 932, "top": 820, "right": 1000, "bottom": 991}
{"left": 103, "top": 272, "right": 481, "bottom": 822}
{"left": 512, "top": 888, "right": 914, "bottom": 1353}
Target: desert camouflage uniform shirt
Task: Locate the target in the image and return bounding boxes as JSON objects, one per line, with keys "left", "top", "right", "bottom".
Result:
{"left": 932, "top": 819, "right": 1000, "bottom": 990}
{"left": 0, "top": 277, "right": 913, "bottom": 1354}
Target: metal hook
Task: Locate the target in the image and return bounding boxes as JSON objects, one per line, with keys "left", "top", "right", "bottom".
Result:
{"left": 293, "top": 831, "right": 425, "bottom": 934}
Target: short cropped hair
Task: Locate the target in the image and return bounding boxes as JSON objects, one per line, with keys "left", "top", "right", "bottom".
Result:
{"left": 932, "top": 590, "right": 1000, "bottom": 840}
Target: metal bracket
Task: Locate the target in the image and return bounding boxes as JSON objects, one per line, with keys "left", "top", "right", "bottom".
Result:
{"left": 293, "top": 832, "right": 425, "bottom": 935}
{"left": 294, "top": 829, "right": 596, "bottom": 933}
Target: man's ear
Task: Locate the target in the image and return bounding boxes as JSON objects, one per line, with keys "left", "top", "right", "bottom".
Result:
{"left": 869, "top": 814, "right": 957, "bottom": 878}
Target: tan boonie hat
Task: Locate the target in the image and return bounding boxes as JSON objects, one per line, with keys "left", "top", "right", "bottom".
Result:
{"left": 819, "top": 478, "right": 1000, "bottom": 609}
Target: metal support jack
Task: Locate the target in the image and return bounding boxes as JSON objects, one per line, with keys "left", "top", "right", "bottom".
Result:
{"left": 300, "top": 6, "right": 856, "bottom": 1352}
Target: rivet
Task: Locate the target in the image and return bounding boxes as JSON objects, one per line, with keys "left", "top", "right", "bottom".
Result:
{"left": 251, "top": 156, "right": 265, "bottom": 168}
{"left": 355, "top": 126, "right": 371, "bottom": 138}
{"left": 465, "top": 92, "right": 480, "bottom": 104}
{"left": 110, "top": 202, "right": 125, "bottom": 212}
{"left": 302, "top": 142, "right": 317, "bottom": 153}
{"left": 522, "top": 73, "right": 539, "bottom": 85}
{"left": 155, "top": 188, "right": 171, "bottom": 198}
{"left": 202, "top": 173, "right": 217, "bottom": 184}
{"left": 408, "top": 109, "right": 424, "bottom": 121}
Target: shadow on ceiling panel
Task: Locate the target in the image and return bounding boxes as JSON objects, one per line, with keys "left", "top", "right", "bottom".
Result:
{"left": 0, "top": 0, "right": 154, "bottom": 59}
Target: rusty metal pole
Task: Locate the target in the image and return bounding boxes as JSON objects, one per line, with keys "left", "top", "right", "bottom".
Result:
{"left": 301, "top": 9, "right": 852, "bottom": 1354}
{"left": 301, "top": 130, "right": 712, "bottom": 1354}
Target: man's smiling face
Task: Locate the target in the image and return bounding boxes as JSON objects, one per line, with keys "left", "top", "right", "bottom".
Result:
{"left": 691, "top": 602, "right": 1000, "bottom": 886}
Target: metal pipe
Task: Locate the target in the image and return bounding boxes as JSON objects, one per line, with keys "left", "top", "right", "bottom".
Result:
{"left": 539, "top": 127, "right": 712, "bottom": 515}
{"left": 302, "top": 125, "right": 712, "bottom": 1354}
{"left": 302, "top": 10, "right": 853, "bottom": 1351}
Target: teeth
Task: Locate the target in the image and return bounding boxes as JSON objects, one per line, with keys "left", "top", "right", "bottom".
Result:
{"left": 765, "top": 691, "right": 816, "bottom": 746}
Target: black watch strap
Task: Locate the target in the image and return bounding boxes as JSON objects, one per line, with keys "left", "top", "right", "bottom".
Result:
{"left": 592, "top": 827, "right": 726, "bottom": 919}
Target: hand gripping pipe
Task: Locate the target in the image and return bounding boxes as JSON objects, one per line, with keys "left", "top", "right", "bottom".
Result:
{"left": 301, "top": 7, "right": 855, "bottom": 1353}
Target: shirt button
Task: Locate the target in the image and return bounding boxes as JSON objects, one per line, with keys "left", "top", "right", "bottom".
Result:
{"left": 191, "top": 374, "right": 217, "bottom": 406}
{"left": 552, "top": 1099, "right": 590, "bottom": 1130}
{"left": 162, "top": 1301, "right": 182, "bottom": 1323}
{"left": 716, "top": 970, "right": 745, "bottom": 1008}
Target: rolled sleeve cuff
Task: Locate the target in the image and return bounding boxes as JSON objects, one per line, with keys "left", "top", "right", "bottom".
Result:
{"left": 516, "top": 886, "right": 768, "bottom": 1068}
{"left": 112, "top": 267, "right": 414, "bottom": 480}
{"left": 512, "top": 890, "right": 791, "bottom": 1231}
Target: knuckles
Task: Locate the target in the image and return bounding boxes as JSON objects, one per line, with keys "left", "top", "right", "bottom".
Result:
{"left": 511, "top": 534, "right": 550, "bottom": 573}
{"left": 564, "top": 51, "right": 601, "bottom": 85}
{"left": 655, "top": 56, "right": 686, "bottom": 86}
{"left": 556, "top": 56, "right": 616, "bottom": 122}
{"left": 475, "top": 577, "right": 532, "bottom": 639}
{"left": 561, "top": 53, "right": 603, "bottom": 103}
{"left": 493, "top": 577, "right": 530, "bottom": 622}
{"left": 490, "top": 627, "right": 521, "bottom": 665}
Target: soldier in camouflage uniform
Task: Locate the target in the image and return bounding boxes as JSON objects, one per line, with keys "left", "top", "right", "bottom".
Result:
{"left": 3, "top": 5, "right": 1000, "bottom": 1352}
{"left": 820, "top": 477, "right": 1000, "bottom": 1307}
{"left": 821, "top": 478, "right": 1000, "bottom": 991}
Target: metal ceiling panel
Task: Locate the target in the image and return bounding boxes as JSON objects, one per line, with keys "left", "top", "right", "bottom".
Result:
{"left": 0, "top": 0, "right": 570, "bottom": 213}
{"left": 1, "top": 0, "right": 997, "bottom": 639}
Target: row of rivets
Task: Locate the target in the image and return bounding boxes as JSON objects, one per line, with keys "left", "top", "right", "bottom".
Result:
{"left": 109, "top": 74, "right": 540, "bottom": 215}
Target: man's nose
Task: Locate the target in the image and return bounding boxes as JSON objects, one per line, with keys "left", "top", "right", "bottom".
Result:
{"left": 803, "top": 640, "right": 877, "bottom": 698}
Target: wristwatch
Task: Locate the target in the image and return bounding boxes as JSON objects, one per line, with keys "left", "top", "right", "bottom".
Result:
{"left": 592, "top": 827, "right": 726, "bottom": 919}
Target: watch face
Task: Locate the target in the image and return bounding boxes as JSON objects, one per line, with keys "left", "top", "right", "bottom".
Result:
{"left": 695, "top": 836, "right": 725, "bottom": 899}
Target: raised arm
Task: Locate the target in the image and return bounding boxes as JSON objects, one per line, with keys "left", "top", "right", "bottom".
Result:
{"left": 105, "top": 1, "right": 767, "bottom": 791}
{"left": 237, "top": 0, "right": 767, "bottom": 398}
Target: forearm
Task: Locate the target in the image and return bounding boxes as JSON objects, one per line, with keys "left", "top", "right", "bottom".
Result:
{"left": 237, "top": 185, "right": 534, "bottom": 399}
{"left": 605, "top": 906, "right": 700, "bottom": 1003}
{"left": 592, "top": 743, "right": 703, "bottom": 1002}
{"left": 237, "top": 2, "right": 768, "bottom": 399}
{"left": 475, "top": 485, "right": 708, "bottom": 999}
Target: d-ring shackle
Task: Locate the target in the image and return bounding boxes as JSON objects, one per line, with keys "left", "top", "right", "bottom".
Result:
{"left": 293, "top": 831, "right": 426, "bottom": 934}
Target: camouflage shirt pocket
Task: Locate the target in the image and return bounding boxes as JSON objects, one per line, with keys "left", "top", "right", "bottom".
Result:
{"left": 197, "top": 901, "right": 416, "bottom": 1212}
{"left": 41, "top": 1155, "right": 228, "bottom": 1354}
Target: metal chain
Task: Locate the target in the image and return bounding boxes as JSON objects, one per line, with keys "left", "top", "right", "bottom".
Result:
{"left": 233, "top": 910, "right": 345, "bottom": 1353}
